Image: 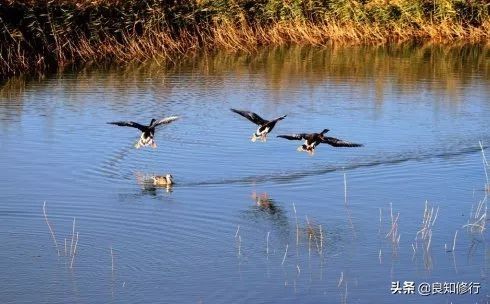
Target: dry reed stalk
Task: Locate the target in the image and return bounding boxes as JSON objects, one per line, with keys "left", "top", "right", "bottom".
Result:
{"left": 479, "top": 141, "right": 489, "bottom": 191}
{"left": 452, "top": 230, "right": 458, "bottom": 252}
{"left": 266, "top": 231, "right": 270, "bottom": 255}
{"left": 70, "top": 217, "right": 76, "bottom": 256}
{"left": 234, "top": 225, "right": 240, "bottom": 238}
{"left": 319, "top": 224, "right": 323, "bottom": 254}
{"left": 338, "top": 271, "right": 343, "bottom": 287}
{"left": 385, "top": 203, "right": 400, "bottom": 244}
{"left": 42, "top": 201, "right": 60, "bottom": 256}
{"left": 343, "top": 173, "right": 357, "bottom": 238}
{"left": 384, "top": 203, "right": 402, "bottom": 256}
{"left": 111, "top": 247, "right": 114, "bottom": 273}
{"left": 308, "top": 234, "right": 311, "bottom": 257}
{"left": 415, "top": 201, "right": 439, "bottom": 269}
{"left": 463, "top": 195, "right": 487, "bottom": 233}
{"left": 238, "top": 235, "right": 241, "bottom": 257}
{"left": 281, "top": 244, "right": 289, "bottom": 265}
{"left": 293, "top": 203, "right": 299, "bottom": 246}
{"left": 70, "top": 232, "right": 79, "bottom": 269}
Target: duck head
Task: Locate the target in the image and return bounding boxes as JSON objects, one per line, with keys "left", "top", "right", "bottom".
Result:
{"left": 165, "top": 174, "right": 174, "bottom": 185}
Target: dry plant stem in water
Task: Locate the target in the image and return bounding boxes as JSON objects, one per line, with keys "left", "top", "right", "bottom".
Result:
{"left": 463, "top": 195, "right": 487, "bottom": 233}
{"left": 479, "top": 141, "right": 489, "bottom": 191}
{"left": 70, "top": 217, "right": 76, "bottom": 256}
{"left": 43, "top": 201, "right": 60, "bottom": 256}
{"left": 111, "top": 247, "right": 114, "bottom": 273}
{"left": 385, "top": 203, "right": 401, "bottom": 249}
{"left": 281, "top": 244, "right": 289, "bottom": 265}
{"left": 266, "top": 231, "right": 270, "bottom": 256}
{"left": 293, "top": 203, "right": 299, "bottom": 246}
{"left": 70, "top": 232, "right": 79, "bottom": 269}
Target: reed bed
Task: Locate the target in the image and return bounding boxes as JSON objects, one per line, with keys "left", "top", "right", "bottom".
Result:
{"left": 1, "top": 0, "right": 490, "bottom": 79}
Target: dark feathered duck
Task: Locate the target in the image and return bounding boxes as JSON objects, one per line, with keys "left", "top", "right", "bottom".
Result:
{"left": 108, "top": 116, "right": 179, "bottom": 148}
{"left": 277, "top": 129, "right": 363, "bottom": 155}
{"left": 231, "top": 108, "right": 287, "bottom": 142}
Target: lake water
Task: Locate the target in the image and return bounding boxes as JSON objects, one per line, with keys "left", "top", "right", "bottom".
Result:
{"left": 0, "top": 45, "right": 489, "bottom": 304}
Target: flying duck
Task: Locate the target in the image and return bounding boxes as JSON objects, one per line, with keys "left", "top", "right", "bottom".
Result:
{"left": 107, "top": 116, "right": 179, "bottom": 148}
{"left": 230, "top": 109, "right": 287, "bottom": 142}
{"left": 277, "top": 129, "right": 363, "bottom": 155}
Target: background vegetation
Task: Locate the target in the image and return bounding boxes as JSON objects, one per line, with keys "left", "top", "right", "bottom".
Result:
{"left": 1, "top": 0, "right": 489, "bottom": 79}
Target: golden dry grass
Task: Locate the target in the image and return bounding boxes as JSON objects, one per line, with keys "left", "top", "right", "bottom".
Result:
{"left": 1, "top": 0, "right": 489, "bottom": 79}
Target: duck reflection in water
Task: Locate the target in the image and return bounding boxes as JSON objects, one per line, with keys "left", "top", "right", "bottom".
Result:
{"left": 252, "top": 192, "right": 279, "bottom": 214}
{"left": 244, "top": 192, "right": 289, "bottom": 233}
{"left": 135, "top": 172, "right": 174, "bottom": 194}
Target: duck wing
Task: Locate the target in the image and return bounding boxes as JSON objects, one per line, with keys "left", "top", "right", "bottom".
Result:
{"left": 107, "top": 121, "right": 147, "bottom": 132}
{"left": 260, "top": 114, "right": 287, "bottom": 132}
{"left": 230, "top": 109, "right": 268, "bottom": 126}
{"left": 151, "top": 116, "right": 180, "bottom": 128}
{"left": 322, "top": 136, "right": 363, "bottom": 147}
{"left": 277, "top": 133, "right": 308, "bottom": 141}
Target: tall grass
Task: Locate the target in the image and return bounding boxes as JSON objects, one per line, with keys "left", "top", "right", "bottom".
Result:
{"left": 1, "top": 0, "right": 489, "bottom": 79}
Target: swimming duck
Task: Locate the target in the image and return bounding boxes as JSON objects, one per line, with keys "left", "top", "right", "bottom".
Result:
{"left": 135, "top": 172, "right": 174, "bottom": 193}
{"left": 277, "top": 129, "right": 363, "bottom": 155}
{"left": 152, "top": 174, "right": 174, "bottom": 186}
{"left": 230, "top": 109, "right": 287, "bottom": 142}
{"left": 107, "top": 116, "right": 179, "bottom": 148}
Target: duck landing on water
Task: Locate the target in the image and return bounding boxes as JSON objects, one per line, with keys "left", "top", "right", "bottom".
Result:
{"left": 230, "top": 109, "right": 287, "bottom": 142}
{"left": 277, "top": 129, "right": 363, "bottom": 155}
{"left": 107, "top": 116, "right": 179, "bottom": 149}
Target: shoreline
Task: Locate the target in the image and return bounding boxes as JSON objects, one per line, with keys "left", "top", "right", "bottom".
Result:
{"left": 1, "top": 0, "right": 489, "bottom": 80}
